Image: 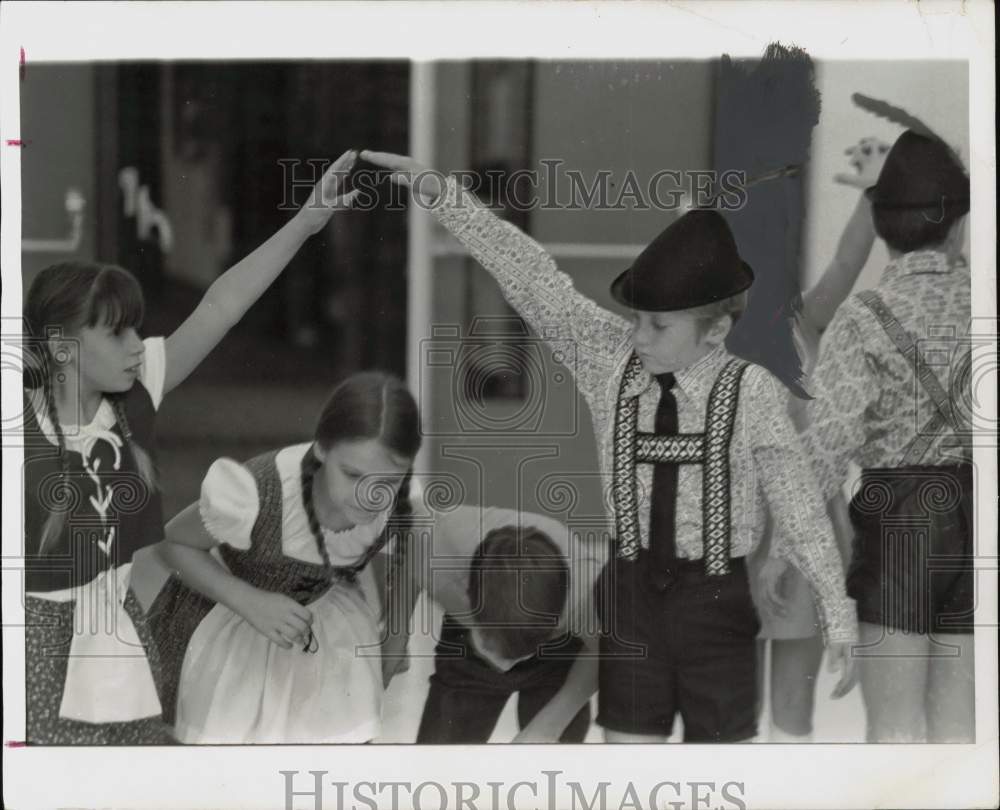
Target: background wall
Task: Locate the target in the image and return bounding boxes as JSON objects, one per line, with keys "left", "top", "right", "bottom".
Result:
{"left": 19, "top": 63, "right": 97, "bottom": 289}
{"left": 423, "top": 60, "right": 716, "bottom": 527}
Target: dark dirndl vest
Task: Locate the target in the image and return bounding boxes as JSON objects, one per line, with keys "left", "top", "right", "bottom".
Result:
{"left": 147, "top": 449, "right": 388, "bottom": 726}
{"left": 612, "top": 353, "right": 749, "bottom": 573}
{"left": 22, "top": 384, "right": 164, "bottom": 593}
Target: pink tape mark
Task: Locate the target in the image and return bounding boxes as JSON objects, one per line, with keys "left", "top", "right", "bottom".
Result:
{"left": 19, "top": 48, "right": 26, "bottom": 81}
{"left": 6, "top": 139, "right": 28, "bottom": 147}
{"left": 6, "top": 740, "right": 27, "bottom": 748}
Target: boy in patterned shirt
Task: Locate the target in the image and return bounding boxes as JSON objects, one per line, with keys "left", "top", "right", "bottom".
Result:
{"left": 363, "top": 150, "right": 857, "bottom": 742}
{"left": 800, "top": 130, "right": 974, "bottom": 742}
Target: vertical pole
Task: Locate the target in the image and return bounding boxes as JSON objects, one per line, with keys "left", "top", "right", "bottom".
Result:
{"left": 407, "top": 61, "right": 435, "bottom": 474}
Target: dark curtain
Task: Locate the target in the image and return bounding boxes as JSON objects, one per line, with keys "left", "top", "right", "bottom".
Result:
{"left": 96, "top": 61, "right": 409, "bottom": 379}
{"left": 96, "top": 63, "right": 166, "bottom": 301}
{"left": 284, "top": 62, "right": 410, "bottom": 375}
{"left": 714, "top": 47, "right": 818, "bottom": 398}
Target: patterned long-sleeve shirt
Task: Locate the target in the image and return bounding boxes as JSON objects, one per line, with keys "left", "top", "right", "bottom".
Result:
{"left": 802, "top": 250, "right": 972, "bottom": 500}
{"left": 432, "top": 177, "right": 855, "bottom": 644}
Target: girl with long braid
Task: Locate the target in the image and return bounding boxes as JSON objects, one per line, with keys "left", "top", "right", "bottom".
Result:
{"left": 22, "top": 150, "right": 361, "bottom": 745}
{"left": 150, "top": 372, "right": 420, "bottom": 744}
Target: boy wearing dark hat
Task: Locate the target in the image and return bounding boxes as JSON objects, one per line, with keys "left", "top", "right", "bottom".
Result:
{"left": 800, "top": 129, "right": 974, "bottom": 742}
{"left": 362, "top": 149, "right": 856, "bottom": 743}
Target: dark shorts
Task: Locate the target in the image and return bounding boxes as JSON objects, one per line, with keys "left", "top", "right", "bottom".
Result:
{"left": 848, "top": 464, "right": 974, "bottom": 635}
{"left": 416, "top": 615, "right": 590, "bottom": 744}
{"left": 595, "top": 552, "right": 759, "bottom": 742}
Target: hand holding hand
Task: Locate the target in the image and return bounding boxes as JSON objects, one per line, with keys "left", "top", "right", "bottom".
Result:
{"left": 360, "top": 150, "right": 445, "bottom": 205}
{"left": 834, "top": 137, "right": 891, "bottom": 190}
{"left": 294, "top": 149, "right": 362, "bottom": 235}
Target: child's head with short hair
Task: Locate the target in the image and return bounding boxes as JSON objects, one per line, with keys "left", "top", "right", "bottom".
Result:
{"left": 872, "top": 202, "right": 967, "bottom": 256}
{"left": 466, "top": 525, "right": 569, "bottom": 670}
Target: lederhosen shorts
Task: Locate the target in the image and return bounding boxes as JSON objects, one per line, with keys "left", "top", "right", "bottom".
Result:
{"left": 596, "top": 356, "right": 757, "bottom": 741}
{"left": 848, "top": 463, "right": 974, "bottom": 635}
{"left": 596, "top": 552, "right": 759, "bottom": 740}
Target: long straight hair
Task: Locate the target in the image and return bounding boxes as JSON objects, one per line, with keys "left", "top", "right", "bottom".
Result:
{"left": 24, "top": 261, "right": 158, "bottom": 554}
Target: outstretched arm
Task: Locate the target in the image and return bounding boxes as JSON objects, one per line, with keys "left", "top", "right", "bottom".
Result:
{"left": 801, "top": 197, "right": 876, "bottom": 332}
{"left": 161, "top": 150, "right": 361, "bottom": 396}
{"left": 801, "top": 137, "right": 888, "bottom": 334}
{"left": 361, "top": 150, "right": 632, "bottom": 412}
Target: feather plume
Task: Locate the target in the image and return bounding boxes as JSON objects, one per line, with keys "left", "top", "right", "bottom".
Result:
{"left": 851, "top": 93, "right": 938, "bottom": 139}
{"left": 851, "top": 93, "right": 964, "bottom": 167}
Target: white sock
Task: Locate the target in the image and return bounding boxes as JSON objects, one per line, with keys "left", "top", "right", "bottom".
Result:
{"left": 768, "top": 725, "right": 814, "bottom": 743}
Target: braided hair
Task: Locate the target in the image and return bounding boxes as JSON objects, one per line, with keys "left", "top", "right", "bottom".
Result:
{"left": 309, "top": 372, "right": 421, "bottom": 601}
{"left": 24, "top": 261, "right": 158, "bottom": 554}
{"left": 35, "top": 347, "right": 71, "bottom": 554}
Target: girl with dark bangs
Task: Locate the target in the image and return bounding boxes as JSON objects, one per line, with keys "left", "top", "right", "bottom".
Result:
{"left": 22, "top": 150, "right": 361, "bottom": 745}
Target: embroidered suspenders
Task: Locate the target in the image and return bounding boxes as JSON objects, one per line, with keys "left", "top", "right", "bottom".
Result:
{"left": 858, "top": 290, "right": 971, "bottom": 465}
{"left": 612, "top": 354, "right": 749, "bottom": 573}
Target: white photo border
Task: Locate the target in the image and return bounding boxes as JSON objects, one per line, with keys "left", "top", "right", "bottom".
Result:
{"left": 2, "top": 2, "right": 996, "bottom": 809}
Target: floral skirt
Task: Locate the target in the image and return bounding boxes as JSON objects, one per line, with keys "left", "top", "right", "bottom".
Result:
{"left": 25, "top": 588, "right": 174, "bottom": 745}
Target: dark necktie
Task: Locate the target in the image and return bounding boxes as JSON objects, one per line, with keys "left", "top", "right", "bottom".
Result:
{"left": 648, "top": 372, "right": 679, "bottom": 589}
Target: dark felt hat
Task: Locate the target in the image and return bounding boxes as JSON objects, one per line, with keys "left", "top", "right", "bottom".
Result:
{"left": 866, "top": 130, "right": 970, "bottom": 214}
{"left": 610, "top": 209, "right": 754, "bottom": 312}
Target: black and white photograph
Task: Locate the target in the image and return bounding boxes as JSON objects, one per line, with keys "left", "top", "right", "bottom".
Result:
{"left": 2, "top": 2, "right": 996, "bottom": 809}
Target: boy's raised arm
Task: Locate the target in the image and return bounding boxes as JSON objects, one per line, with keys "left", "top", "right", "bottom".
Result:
{"left": 362, "top": 150, "right": 633, "bottom": 403}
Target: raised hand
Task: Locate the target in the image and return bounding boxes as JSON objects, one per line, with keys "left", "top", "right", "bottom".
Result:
{"left": 295, "top": 149, "right": 363, "bottom": 235}
{"left": 359, "top": 150, "right": 446, "bottom": 205}
{"left": 835, "top": 137, "right": 891, "bottom": 190}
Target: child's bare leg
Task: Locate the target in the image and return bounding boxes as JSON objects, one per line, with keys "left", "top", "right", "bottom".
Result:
{"left": 857, "top": 621, "right": 929, "bottom": 742}
{"left": 926, "top": 632, "right": 975, "bottom": 742}
{"left": 769, "top": 635, "right": 823, "bottom": 737}
{"left": 603, "top": 729, "right": 669, "bottom": 743}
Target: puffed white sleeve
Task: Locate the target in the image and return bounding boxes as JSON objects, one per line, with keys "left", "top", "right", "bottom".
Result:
{"left": 198, "top": 458, "right": 260, "bottom": 550}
